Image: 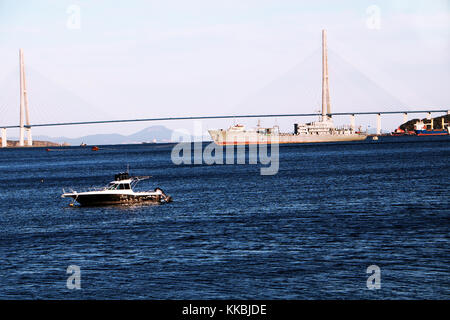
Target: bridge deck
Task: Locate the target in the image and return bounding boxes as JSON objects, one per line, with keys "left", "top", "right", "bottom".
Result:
{"left": 1, "top": 109, "right": 448, "bottom": 129}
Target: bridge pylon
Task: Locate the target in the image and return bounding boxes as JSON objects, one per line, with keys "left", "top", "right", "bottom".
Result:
{"left": 19, "top": 48, "right": 32, "bottom": 147}
{"left": 1, "top": 128, "right": 6, "bottom": 148}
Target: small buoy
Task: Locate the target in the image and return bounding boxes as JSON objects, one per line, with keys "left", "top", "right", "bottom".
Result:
{"left": 40, "top": 179, "right": 44, "bottom": 183}
{"left": 69, "top": 203, "right": 74, "bottom": 207}
{"left": 92, "top": 146, "right": 99, "bottom": 151}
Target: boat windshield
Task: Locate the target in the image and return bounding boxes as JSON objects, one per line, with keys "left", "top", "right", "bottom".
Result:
{"left": 107, "top": 183, "right": 118, "bottom": 190}
{"left": 106, "top": 183, "right": 131, "bottom": 190}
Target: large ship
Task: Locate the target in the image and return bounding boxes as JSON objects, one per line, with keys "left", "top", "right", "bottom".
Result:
{"left": 413, "top": 119, "right": 449, "bottom": 136}
{"left": 208, "top": 30, "right": 368, "bottom": 145}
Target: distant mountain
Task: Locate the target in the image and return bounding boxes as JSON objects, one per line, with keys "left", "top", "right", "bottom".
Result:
{"left": 33, "top": 125, "right": 175, "bottom": 145}
{"left": 127, "top": 125, "right": 173, "bottom": 142}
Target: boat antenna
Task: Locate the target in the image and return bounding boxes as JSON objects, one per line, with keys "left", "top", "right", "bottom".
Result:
{"left": 126, "top": 164, "right": 129, "bottom": 173}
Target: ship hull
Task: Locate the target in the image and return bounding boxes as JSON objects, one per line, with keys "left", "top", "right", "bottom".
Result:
{"left": 414, "top": 130, "right": 448, "bottom": 136}
{"left": 208, "top": 130, "right": 367, "bottom": 145}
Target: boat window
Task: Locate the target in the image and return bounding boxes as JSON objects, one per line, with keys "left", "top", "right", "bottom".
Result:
{"left": 108, "top": 183, "right": 118, "bottom": 190}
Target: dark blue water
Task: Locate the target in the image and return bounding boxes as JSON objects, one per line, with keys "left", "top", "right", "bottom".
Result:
{"left": 1, "top": 136, "right": 449, "bottom": 299}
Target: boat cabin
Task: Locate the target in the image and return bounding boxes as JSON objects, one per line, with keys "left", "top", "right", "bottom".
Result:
{"left": 115, "top": 172, "right": 130, "bottom": 181}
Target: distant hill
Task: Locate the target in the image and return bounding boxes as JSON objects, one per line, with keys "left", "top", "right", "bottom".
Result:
{"left": 34, "top": 125, "right": 175, "bottom": 145}
{"left": 127, "top": 125, "right": 173, "bottom": 142}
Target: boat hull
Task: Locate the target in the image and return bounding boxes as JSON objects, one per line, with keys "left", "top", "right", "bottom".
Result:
{"left": 208, "top": 130, "right": 367, "bottom": 145}
{"left": 66, "top": 193, "right": 164, "bottom": 206}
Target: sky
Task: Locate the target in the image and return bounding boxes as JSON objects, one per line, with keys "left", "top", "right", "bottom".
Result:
{"left": 0, "top": 0, "right": 449, "bottom": 138}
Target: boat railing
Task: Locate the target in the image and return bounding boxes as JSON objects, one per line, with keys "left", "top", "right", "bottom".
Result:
{"left": 64, "top": 186, "right": 108, "bottom": 194}
{"left": 63, "top": 176, "right": 152, "bottom": 194}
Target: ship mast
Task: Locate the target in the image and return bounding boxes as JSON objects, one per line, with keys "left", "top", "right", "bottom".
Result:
{"left": 321, "top": 29, "right": 331, "bottom": 122}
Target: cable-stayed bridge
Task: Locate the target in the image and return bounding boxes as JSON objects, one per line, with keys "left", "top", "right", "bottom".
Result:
{"left": 2, "top": 109, "right": 448, "bottom": 147}
{"left": 1, "top": 44, "right": 448, "bottom": 147}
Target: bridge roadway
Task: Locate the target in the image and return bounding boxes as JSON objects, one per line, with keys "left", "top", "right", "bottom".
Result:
{"left": 1, "top": 109, "right": 448, "bottom": 129}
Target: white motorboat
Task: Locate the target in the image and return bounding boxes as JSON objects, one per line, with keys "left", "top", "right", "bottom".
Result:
{"left": 62, "top": 172, "right": 172, "bottom": 206}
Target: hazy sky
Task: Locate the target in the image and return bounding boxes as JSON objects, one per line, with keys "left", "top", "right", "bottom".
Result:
{"left": 0, "top": 0, "right": 449, "bottom": 137}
